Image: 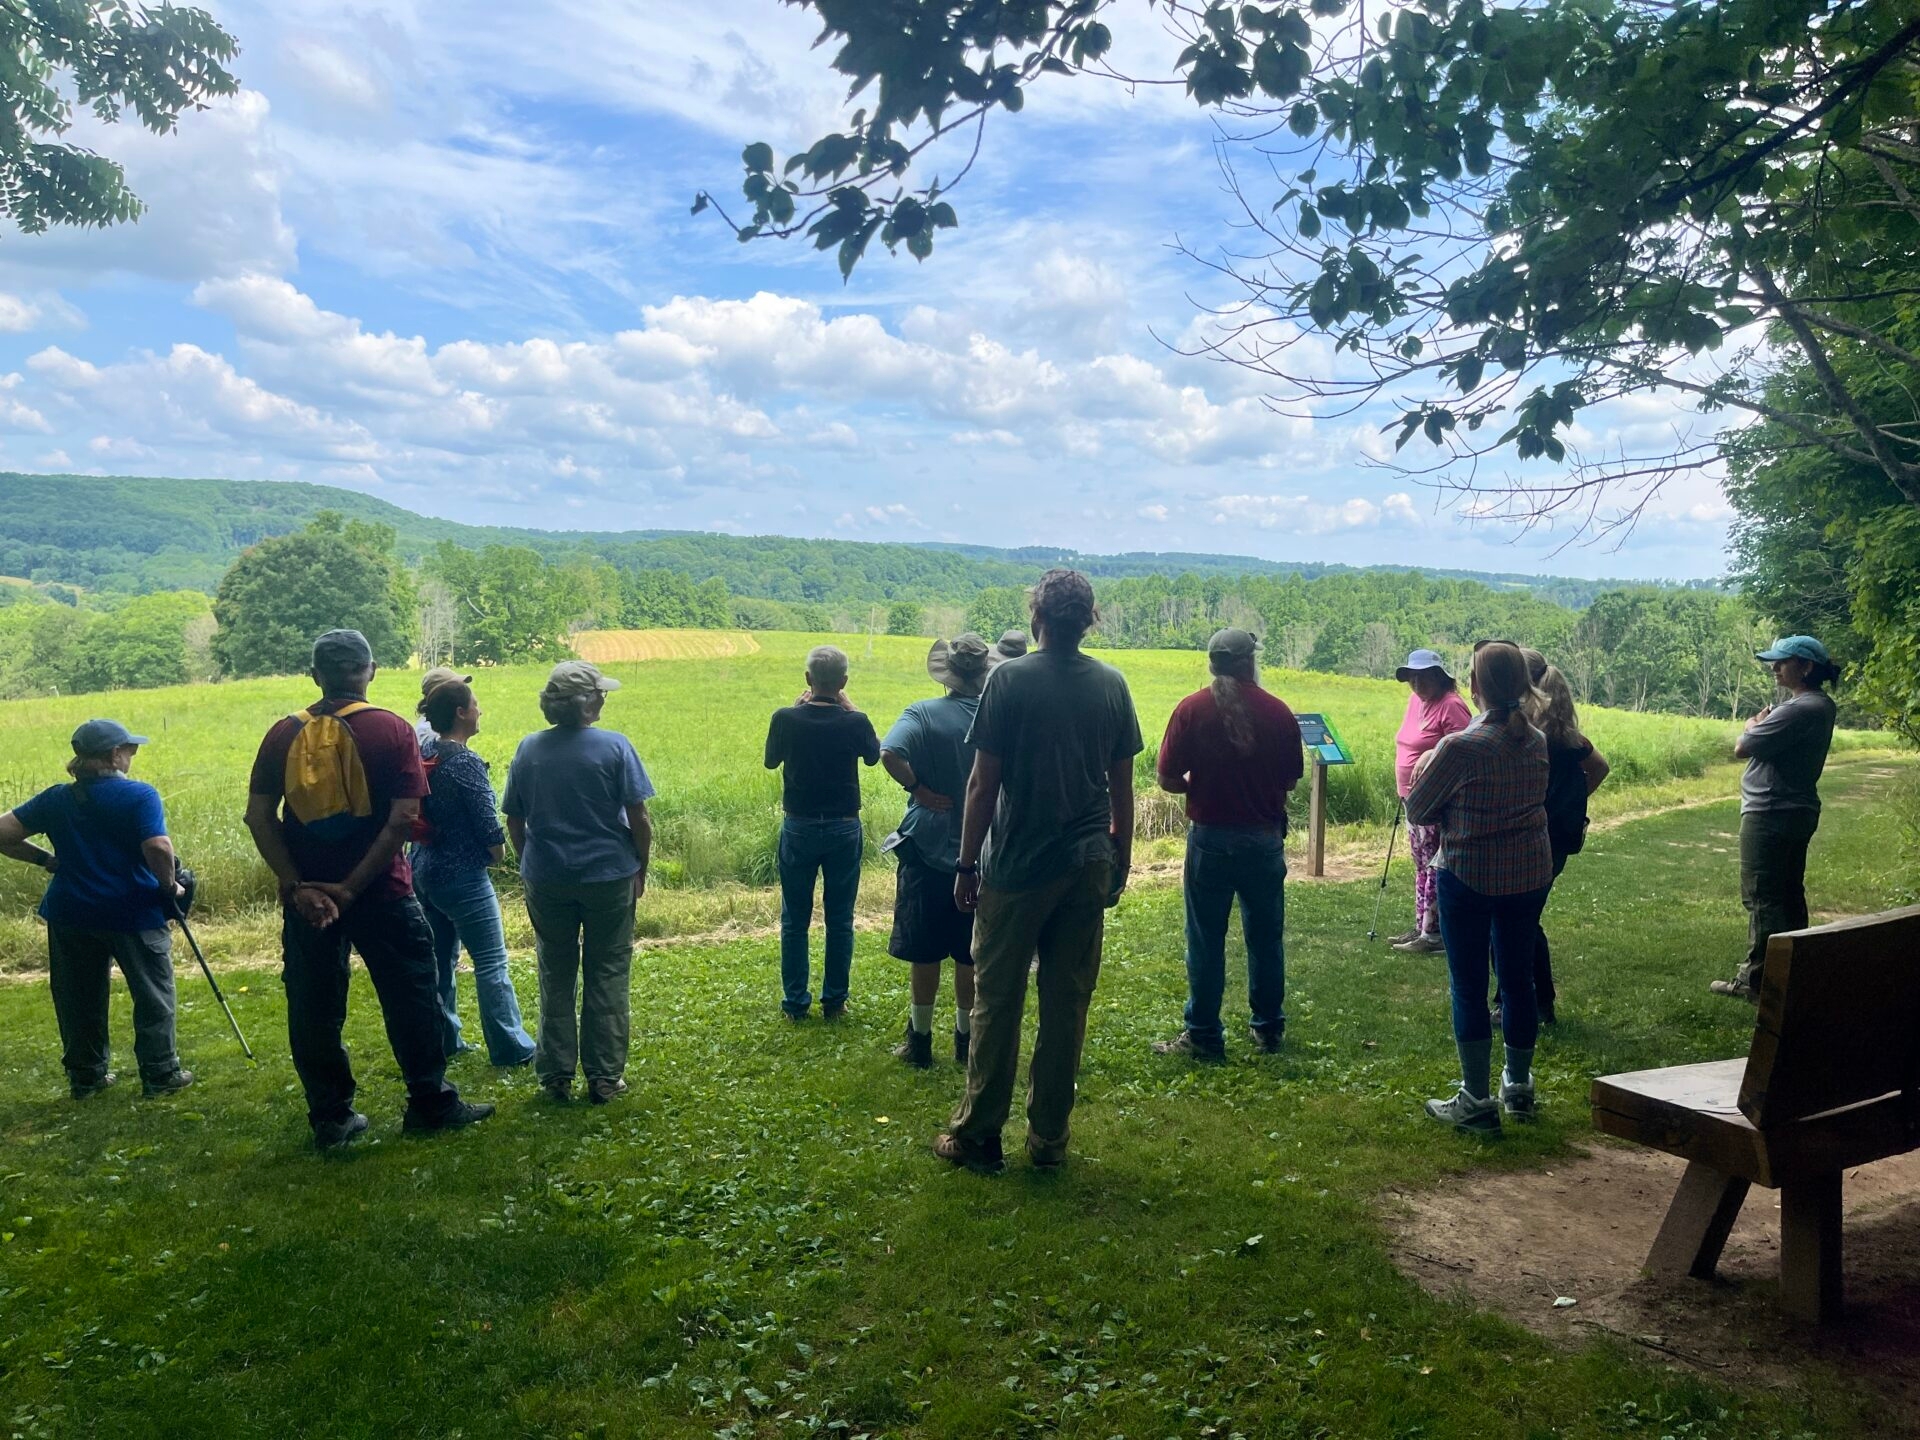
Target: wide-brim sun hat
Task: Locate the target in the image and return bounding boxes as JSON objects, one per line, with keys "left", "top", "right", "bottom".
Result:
{"left": 1394, "top": 648, "right": 1453, "bottom": 682}
{"left": 927, "top": 633, "right": 999, "bottom": 694}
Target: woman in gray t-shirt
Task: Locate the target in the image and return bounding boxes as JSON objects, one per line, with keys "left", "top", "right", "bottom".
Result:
{"left": 1710, "top": 636, "right": 1839, "bottom": 1002}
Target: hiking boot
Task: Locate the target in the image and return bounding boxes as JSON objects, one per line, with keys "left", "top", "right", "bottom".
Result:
{"left": 1394, "top": 931, "right": 1446, "bottom": 955}
{"left": 1499, "top": 1072, "right": 1537, "bottom": 1123}
{"left": 1248, "top": 1023, "right": 1285, "bottom": 1055}
{"left": 1708, "top": 978, "right": 1758, "bottom": 1003}
{"left": 142, "top": 1068, "right": 195, "bottom": 1098}
{"left": 1153, "top": 1030, "right": 1226, "bottom": 1063}
{"left": 588, "top": 1077, "right": 627, "bottom": 1106}
{"left": 541, "top": 1078, "right": 573, "bottom": 1103}
{"left": 1385, "top": 927, "right": 1421, "bottom": 946}
{"left": 893, "top": 1022, "right": 934, "bottom": 1069}
{"left": 821, "top": 1000, "right": 847, "bottom": 1021}
{"left": 1423, "top": 1088, "right": 1502, "bottom": 1135}
{"left": 954, "top": 1029, "right": 970, "bottom": 1066}
{"left": 312, "top": 1112, "right": 370, "bottom": 1151}
{"left": 934, "top": 1131, "right": 1005, "bottom": 1173}
{"left": 1026, "top": 1139, "right": 1066, "bottom": 1171}
{"left": 403, "top": 1098, "right": 496, "bottom": 1134}
{"left": 70, "top": 1071, "right": 118, "bottom": 1100}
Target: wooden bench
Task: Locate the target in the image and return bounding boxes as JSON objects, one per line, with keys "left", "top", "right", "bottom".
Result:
{"left": 1590, "top": 904, "right": 1920, "bottom": 1322}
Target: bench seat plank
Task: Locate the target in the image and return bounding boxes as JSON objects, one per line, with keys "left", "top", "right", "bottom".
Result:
{"left": 1593, "top": 1059, "right": 1918, "bottom": 1189}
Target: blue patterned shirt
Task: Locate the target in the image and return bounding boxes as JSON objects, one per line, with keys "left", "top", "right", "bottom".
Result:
{"left": 411, "top": 738, "right": 505, "bottom": 882}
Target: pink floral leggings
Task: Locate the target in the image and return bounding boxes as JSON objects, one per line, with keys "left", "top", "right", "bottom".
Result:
{"left": 1407, "top": 820, "right": 1440, "bottom": 934}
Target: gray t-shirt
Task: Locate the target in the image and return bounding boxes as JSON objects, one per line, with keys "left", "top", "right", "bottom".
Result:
{"left": 883, "top": 692, "right": 979, "bottom": 872}
{"left": 502, "top": 725, "right": 656, "bottom": 887}
{"left": 968, "top": 648, "right": 1143, "bottom": 891}
{"left": 1740, "top": 690, "right": 1837, "bottom": 814}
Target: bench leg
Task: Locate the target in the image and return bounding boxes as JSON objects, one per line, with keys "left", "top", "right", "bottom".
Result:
{"left": 1779, "top": 1171, "right": 1843, "bottom": 1323}
{"left": 1647, "top": 1161, "right": 1750, "bottom": 1280}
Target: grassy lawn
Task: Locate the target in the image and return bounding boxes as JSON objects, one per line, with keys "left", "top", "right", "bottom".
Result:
{"left": 0, "top": 756, "right": 1913, "bottom": 1438}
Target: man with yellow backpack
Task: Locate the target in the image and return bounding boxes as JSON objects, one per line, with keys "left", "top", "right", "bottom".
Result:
{"left": 245, "top": 629, "right": 494, "bottom": 1150}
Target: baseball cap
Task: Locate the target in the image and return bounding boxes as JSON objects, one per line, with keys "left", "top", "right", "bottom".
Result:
{"left": 420, "top": 665, "right": 473, "bottom": 694}
{"left": 312, "top": 629, "right": 374, "bottom": 671}
{"left": 1755, "top": 635, "right": 1831, "bottom": 666}
{"left": 1208, "top": 628, "right": 1260, "bottom": 659}
{"left": 1394, "top": 648, "right": 1454, "bottom": 682}
{"left": 71, "top": 718, "right": 149, "bottom": 754}
{"left": 542, "top": 659, "right": 620, "bottom": 698}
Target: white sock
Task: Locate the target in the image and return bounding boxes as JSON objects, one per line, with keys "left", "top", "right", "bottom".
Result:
{"left": 910, "top": 1003, "right": 934, "bottom": 1036}
{"left": 954, "top": 1006, "right": 971, "bottom": 1036}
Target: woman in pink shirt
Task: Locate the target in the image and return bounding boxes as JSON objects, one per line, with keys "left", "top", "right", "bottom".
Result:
{"left": 1390, "top": 649, "right": 1472, "bottom": 953}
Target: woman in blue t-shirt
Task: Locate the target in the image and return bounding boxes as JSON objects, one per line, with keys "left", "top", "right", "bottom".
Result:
{"left": 0, "top": 719, "right": 193, "bottom": 1099}
{"left": 413, "top": 679, "right": 536, "bottom": 1067}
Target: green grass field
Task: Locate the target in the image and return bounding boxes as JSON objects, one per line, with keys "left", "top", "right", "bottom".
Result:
{"left": 0, "top": 752, "right": 1913, "bottom": 1438}
{"left": 0, "top": 631, "right": 1883, "bottom": 973}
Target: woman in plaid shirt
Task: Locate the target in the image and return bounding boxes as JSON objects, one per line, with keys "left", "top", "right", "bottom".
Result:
{"left": 1404, "top": 641, "right": 1551, "bottom": 1135}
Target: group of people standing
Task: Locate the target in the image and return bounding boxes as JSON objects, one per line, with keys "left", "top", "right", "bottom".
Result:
{"left": 0, "top": 569, "right": 1840, "bottom": 1167}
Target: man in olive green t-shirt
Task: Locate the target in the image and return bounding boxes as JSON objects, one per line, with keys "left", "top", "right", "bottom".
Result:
{"left": 937, "top": 569, "right": 1142, "bottom": 1172}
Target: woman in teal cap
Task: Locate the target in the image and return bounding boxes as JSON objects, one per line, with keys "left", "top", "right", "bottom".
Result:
{"left": 1710, "top": 636, "right": 1839, "bottom": 1001}
{"left": 0, "top": 719, "right": 193, "bottom": 1099}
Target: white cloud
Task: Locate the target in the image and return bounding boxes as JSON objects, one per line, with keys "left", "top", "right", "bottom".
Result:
{"left": 1206, "top": 491, "right": 1422, "bottom": 535}
{"left": 1138, "top": 503, "right": 1170, "bottom": 522}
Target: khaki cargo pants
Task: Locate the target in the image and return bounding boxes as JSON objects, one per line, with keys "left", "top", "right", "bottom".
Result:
{"left": 949, "top": 858, "right": 1111, "bottom": 1163}
{"left": 525, "top": 877, "right": 635, "bottom": 1087}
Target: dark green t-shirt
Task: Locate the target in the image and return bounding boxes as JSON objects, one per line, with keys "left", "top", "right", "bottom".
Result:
{"left": 968, "top": 648, "right": 1143, "bottom": 891}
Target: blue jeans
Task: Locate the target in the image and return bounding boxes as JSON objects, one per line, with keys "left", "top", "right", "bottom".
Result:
{"left": 778, "top": 816, "right": 864, "bottom": 1015}
{"left": 414, "top": 867, "right": 536, "bottom": 1066}
{"left": 1435, "top": 868, "right": 1551, "bottom": 1051}
{"left": 1182, "top": 822, "right": 1288, "bottom": 1043}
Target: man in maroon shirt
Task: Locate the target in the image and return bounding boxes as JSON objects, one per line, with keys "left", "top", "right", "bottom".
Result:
{"left": 245, "top": 629, "right": 493, "bottom": 1150}
{"left": 1153, "top": 628, "right": 1304, "bottom": 1059}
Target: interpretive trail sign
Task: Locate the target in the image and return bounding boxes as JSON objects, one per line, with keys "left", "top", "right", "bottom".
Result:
{"left": 1294, "top": 713, "right": 1351, "bottom": 876}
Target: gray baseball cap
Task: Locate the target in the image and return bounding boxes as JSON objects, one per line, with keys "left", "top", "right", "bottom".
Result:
{"left": 543, "top": 659, "right": 620, "bottom": 698}
{"left": 71, "top": 718, "right": 149, "bottom": 754}
{"left": 1208, "top": 628, "right": 1260, "bottom": 659}
{"left": 312, "top": 629, "right": 374, "bottom": 671}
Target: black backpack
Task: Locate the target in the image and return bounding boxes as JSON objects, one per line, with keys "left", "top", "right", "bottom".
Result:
{"left": 1544, "top": 746, "right": 1590, "bottom": 856}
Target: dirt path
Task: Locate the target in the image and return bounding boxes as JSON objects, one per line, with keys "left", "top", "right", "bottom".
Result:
{"left": 1388, "top": 1145, "right": 1920, "bottom": 1433}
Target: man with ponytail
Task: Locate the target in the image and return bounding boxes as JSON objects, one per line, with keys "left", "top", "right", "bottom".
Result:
{"left": 937, "top": 568, "right": 1142, "bottom": 1172}
{"left": 1404, "top": 640, "right": 1552, "bottom": 1135}
{"left": 1153, "top": 629, "right": 1303, "bottom": 1059}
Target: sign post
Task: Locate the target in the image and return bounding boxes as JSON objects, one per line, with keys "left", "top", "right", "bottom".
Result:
{"left": 1293, "top": 713, "right": 1353, "bottom": 877}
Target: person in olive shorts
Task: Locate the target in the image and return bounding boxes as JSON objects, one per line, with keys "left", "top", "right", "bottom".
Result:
{"left": 1710, "top": 635, "right": 1839, "bottom": 1002}
{"left": 764, "top": 645, "right": 880, "bottom": 1019}
{"left": 880, "top": 634, "right": 1001, "bottom": 1067}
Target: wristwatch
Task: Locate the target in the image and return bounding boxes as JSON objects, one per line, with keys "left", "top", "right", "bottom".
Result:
{"left": 955, "top": 861, "right": 979, "bottom": 876}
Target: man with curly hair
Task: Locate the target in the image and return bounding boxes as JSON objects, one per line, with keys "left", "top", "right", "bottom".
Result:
{"left": 937, "top": 569, "right": 1142, "bottom": 1173}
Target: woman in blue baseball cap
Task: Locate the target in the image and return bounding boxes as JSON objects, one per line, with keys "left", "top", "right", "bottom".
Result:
{"left": 1709, "top": 636, "right": 1840, "bottom": 1002}
{"left": 0, "top": 720, "right": 193, "bottom": 1099}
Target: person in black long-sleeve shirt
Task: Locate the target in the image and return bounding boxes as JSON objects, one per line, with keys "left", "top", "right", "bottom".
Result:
{"left": 764, "top": 645, "right": 879, "bottom": 1018}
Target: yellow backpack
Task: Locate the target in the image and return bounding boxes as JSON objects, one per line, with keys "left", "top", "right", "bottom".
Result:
{"left": 283, "top": 702, "right": 374, "bottom": 838}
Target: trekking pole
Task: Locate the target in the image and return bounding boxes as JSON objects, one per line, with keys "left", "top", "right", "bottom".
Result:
{"left": 177, "top": 913, "right": 254, "bottom": 1061}
{"left": 1366, "top": 805, "right": 1403, "bottom": 941}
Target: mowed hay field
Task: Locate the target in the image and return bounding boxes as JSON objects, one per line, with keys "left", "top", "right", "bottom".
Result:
{"left": 0, "top": 630, "right": 1895, "bottom": 966}
{"left": 569, "top": 628, "right": 761, "bottom": 662}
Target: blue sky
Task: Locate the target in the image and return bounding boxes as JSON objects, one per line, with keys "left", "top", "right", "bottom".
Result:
{"left": 0, "top": 1, "right": 1738, "bottom": 579}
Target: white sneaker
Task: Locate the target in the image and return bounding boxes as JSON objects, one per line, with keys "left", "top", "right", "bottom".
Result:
{"left": 1499, "top": 1071, "right": 1537, "bottom": 1122}
{"left": 1423, "top": 1088, "right": 1501, "bottom": 1134}
{"left": 1394, "top": 931, "right": 1446, "bottom": 955}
